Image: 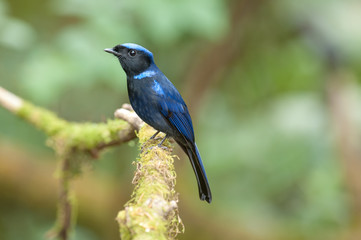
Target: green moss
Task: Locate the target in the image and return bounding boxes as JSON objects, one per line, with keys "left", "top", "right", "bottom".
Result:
{"left": 17, "top": 101, "right": 131, "bottom": 155}
{"left": 58, "top": 119, "right": 129, "bottom": 150}
{"left": 16, "top": 100, "right": 181, "bottom": 238}
{"left": 17, "top": 101, "right": 68, "bottom": 136}
{"left": 17, "top": 101, "right": 130, "bottom": 150}
{"left": 15, "top": 100, "right": 145, "bottom": 239}
{"left": 117, "top": 125, "right": 182, "bottom": 240}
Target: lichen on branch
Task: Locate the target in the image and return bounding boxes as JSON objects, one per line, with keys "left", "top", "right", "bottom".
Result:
{"left": 16, "top": 101, "right": 136, "bottom": 155}
{"left": 117, "top": 125, "right": 183, "bottom": 240}
{"left": 0, "top": 87, "right": 183, "bottom": 240}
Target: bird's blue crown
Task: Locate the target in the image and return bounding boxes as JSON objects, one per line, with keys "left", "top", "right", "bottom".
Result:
{"left": 121, "top": 43, "right": 153, "bottom": 59}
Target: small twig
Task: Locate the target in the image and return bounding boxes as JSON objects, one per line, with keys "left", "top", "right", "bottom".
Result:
{"left": 0, "top": 87, "right": 142, "bottom": 155}
{"left": 114, "top": 106, "right": 144, "bottom": 131}
{"left": 46, "top": 155, "right": 74, "bottom": 240}
{"left": 58, "top": 157, "right": 73, "bottom": 240}
{"left": 0, "top": 86, "right": 23, "bottom": 113}
{"left": 326, "top": 70, "right": 361, "bottom": 216}
{"left": 121, "top": 103, "right": 134, "bottom": 111}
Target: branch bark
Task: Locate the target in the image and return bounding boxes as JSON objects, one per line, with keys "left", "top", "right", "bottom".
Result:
{"left": 326, "top": 71, "right": 361, "bottom": 217}
{"left": 0, "top": 86, "right": 23, "bottom": 112}
{"left": 116, "top": 125, "right": 183, "bottom": 240}
{"left": 0, "top": 87, "right": 147, "bottom": 239}
{"left": 0, "top": 87, "right": 139, "bottom": 152}
{"left": 0, "top": 86, "right": 181, "bottom": 239}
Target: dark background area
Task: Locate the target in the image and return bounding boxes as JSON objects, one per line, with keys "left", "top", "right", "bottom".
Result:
{"left": 1, "top": 0, "right": 361, "bottom": 239}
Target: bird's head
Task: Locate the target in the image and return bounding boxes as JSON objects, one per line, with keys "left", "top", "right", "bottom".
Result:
{"left": 105, "top": 43, "right": 154, "bottom": 76}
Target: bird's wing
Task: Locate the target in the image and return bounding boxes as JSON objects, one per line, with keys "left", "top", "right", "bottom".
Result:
{"left": 159, "top": 98, "right": 195, "bottom": 143}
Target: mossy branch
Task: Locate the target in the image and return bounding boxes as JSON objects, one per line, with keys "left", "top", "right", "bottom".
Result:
{"left": 0, "top": 87, "right": 140, "bottom": 239}
{"left": 0, "top": 87, "right": 140, "bottom": 157}
{"left": 117, "top": 125, "right": 183, "bottom": 240}
{"left": 0, "top": 87, "right": 183, "bottom": 239}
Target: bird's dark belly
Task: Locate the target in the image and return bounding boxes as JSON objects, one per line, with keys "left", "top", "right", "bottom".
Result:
{"left": 129, "top": 94, "right": 173, "bottom": 135}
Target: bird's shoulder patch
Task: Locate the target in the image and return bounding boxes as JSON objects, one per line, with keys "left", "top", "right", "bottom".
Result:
{"left": 151, "top": 80, "right": 165, "bottom": 95}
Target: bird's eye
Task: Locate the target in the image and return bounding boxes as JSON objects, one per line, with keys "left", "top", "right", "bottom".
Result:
{"left": 128, "top": 49, "right": 136, "bottom": 57}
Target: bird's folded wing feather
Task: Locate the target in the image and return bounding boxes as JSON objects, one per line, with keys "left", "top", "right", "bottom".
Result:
{"left": 159, "top": 99, "right": 195, "bottom": 143}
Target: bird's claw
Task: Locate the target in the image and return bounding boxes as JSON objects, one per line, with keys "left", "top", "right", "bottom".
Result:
{"left": 146, "top": 144, "right": 168, "bottom": 152}
{"left": 149, "top": 130, "right": 160, "bottom": 140}
{"left": 157, "top": 144, "right": 168, "bottom": 150}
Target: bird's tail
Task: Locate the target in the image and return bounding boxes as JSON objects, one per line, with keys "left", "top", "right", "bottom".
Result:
{"left": 178, "top": 141, "right": 212, "bottom": 203}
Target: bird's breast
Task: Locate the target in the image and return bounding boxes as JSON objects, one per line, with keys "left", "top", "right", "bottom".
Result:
{"left": 127, "top": 78, "right": 168, "bottom": 132}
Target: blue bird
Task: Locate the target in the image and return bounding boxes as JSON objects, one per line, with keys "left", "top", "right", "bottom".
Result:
{"left": 105, "top": 43, "right": 212, "bottom": 203}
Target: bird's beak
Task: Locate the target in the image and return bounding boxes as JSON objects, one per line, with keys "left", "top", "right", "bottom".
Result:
{"left": 104, "top": 48, "right": 120, "bottom": 56}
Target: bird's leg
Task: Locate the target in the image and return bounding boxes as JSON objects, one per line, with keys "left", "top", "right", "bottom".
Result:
{"left": 157, "top": 134, "right": 168, "bottom": 147}
{"left": 144, "top": 134, "right": 168, "bottom": 152}
{"left": 150, "top": 130, "right": 160, "bottom": 140}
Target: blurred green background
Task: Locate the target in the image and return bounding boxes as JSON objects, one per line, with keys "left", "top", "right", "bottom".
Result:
{"left": 1, "top": 0, "right": 361, "bottom": 239}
